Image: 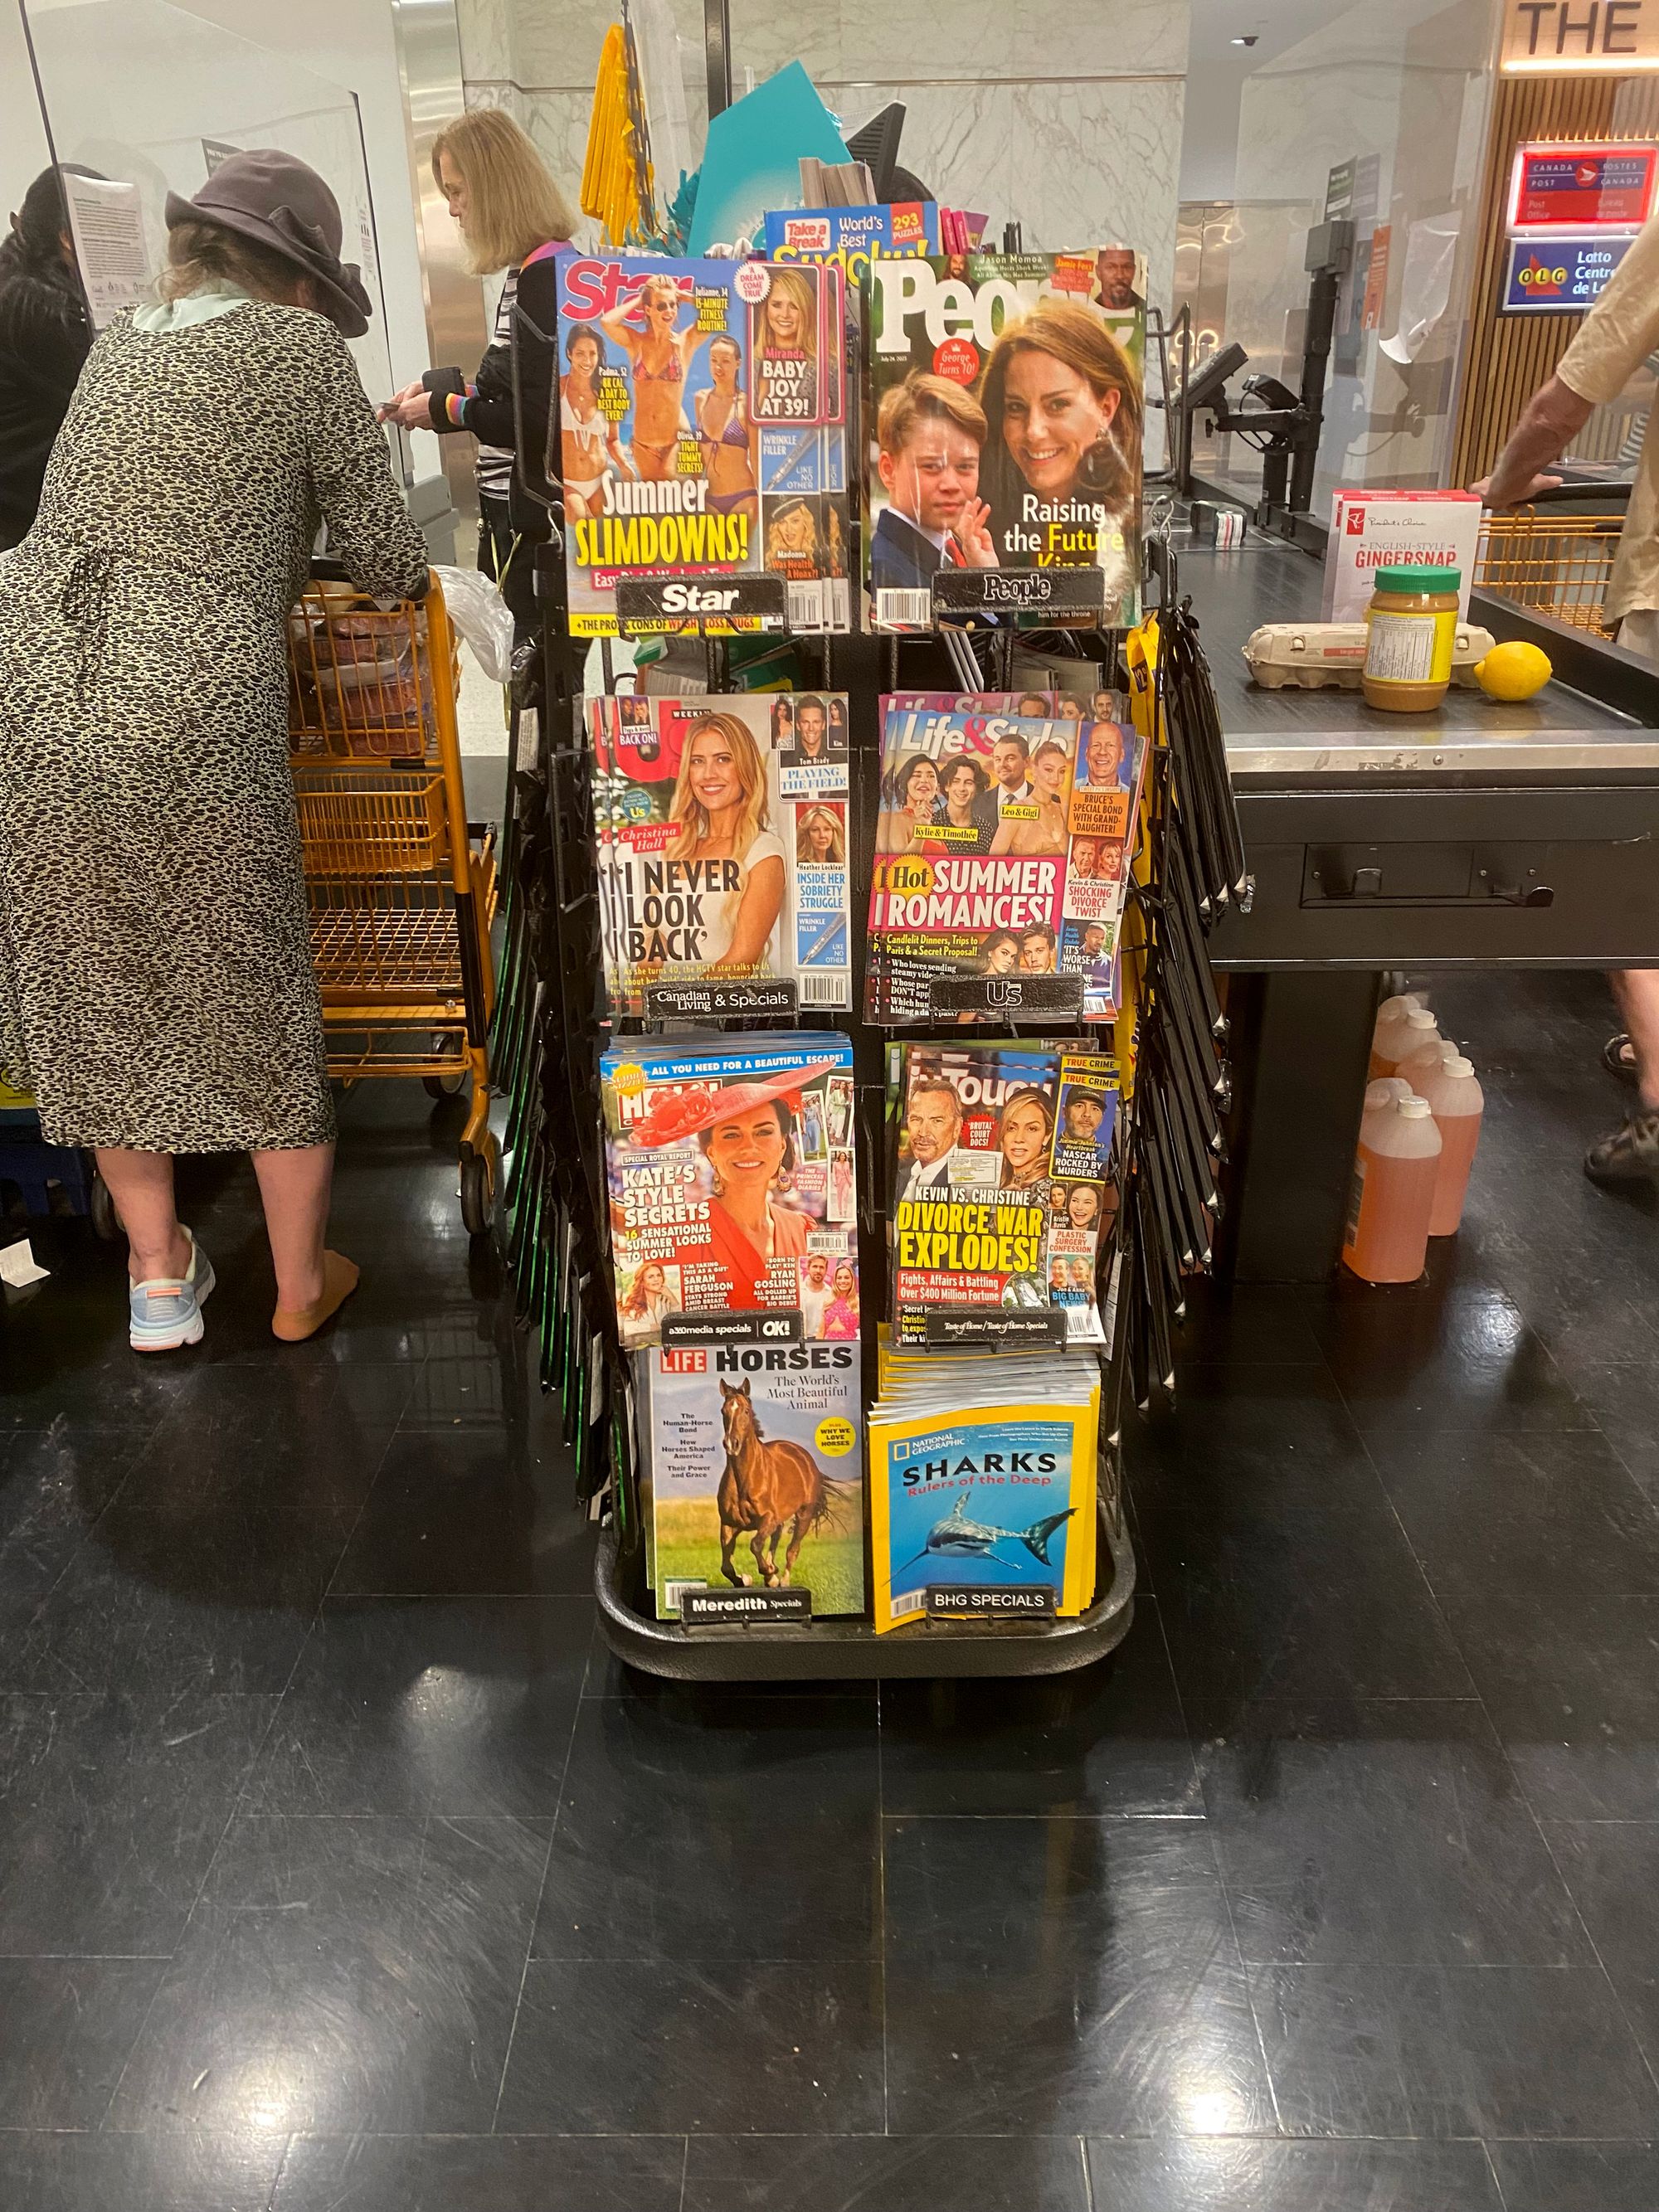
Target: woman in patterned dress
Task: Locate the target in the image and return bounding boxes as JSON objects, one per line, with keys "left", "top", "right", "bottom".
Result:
{"left": 0, "top": 150, "right": 429, "bottom": 1350}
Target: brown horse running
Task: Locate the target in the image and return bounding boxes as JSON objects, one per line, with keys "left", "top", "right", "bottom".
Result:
{"left": 718, "top": 1377, "right": 840, "bottom": 1588}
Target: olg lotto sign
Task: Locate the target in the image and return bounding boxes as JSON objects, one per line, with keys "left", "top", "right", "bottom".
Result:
{"left": 1502, "top": 236, "right": 1632, "bottom": 311}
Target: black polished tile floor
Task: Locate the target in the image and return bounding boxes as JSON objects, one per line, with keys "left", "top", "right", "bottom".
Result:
{"left": 6, "top": 975, "right": 1659, "bottom": 2207}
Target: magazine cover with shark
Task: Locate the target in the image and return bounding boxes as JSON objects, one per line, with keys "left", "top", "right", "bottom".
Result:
{"left": 861, "top": 248, "right": 1146, "bottom": 633}
{"left": 868, "top": 1399, "right": 1096, "bottom": 1631}
{"left": 640, "top": 1339, "right": 864, "bottom": 1618}
{"left": 589, "top": 694, "right": 851, "bottom": 1016}
{"left": 555, "top": 251, "right": 851, "bottom": 636}
{"left": 601, "top": 1034, "right": 858, "bottom": 1346}
{"left": 889, "top": 1042, "right": 1116, "bottom": 1345}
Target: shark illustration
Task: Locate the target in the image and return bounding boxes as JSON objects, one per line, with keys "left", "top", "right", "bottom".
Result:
{"left": 895, "top": 1490, "right": 1076, "bottom": 1578}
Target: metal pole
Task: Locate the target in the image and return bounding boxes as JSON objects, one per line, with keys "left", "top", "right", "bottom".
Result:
{"left": 704, "top": 0, "right": 732, "bottom": 118}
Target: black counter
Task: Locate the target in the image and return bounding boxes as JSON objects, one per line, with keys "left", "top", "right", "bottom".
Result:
{"left": 1186, "top": 534, "right": 1659, "bottom": 1278}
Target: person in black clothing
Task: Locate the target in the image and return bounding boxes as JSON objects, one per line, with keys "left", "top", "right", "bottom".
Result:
{"left": 379, "top": 110, "right": 574, "bottom": 630}
{"left": 0, "top": 166, "right": 97, "bottom": 551}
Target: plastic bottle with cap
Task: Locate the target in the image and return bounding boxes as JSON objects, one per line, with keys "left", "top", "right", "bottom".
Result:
{"left": 1416, "top": 1054, "right": 1484, "bottom": 1237}
{"left": 1374, "top": 1005, "right": 1442, "bottom": 1077}
{"left": 1343, "top": 1094, "right": 1442, "bottom": 1284}
{"left": 1400, "top": 1037, "right": 1458, "bottom": 1086}
{"left": 1369, "top": 994, "right": 1428, "bottom": 1079}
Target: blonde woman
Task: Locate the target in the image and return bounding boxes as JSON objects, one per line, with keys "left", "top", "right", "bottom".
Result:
{"left": 753, "top": 268, "right": 817, "bottom": 416}
{"left": 601, "top": 271, "right": 712, "bottom": 482}
{"left": 795, "top": 804, "right": 845, "bottom": 866}
{"left": 990, "top": 736, "right": 1072, "bottom": 856}
{"left": 379, "top": 109, "right": 575, "bottom": 624}
{"left": 666, "top": 713, "right": 785, "bottom": 976}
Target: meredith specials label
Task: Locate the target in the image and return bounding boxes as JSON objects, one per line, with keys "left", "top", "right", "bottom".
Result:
{"left": 679, "top": 1587, "right": 813, "bottom": 1626}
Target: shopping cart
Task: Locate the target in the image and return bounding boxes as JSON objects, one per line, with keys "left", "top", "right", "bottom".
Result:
{"left": 287, "top": 572, "right": 499, "bottom": 1232}
{"left": 1474, "top": 503, "right": 1623, "bottom": 638}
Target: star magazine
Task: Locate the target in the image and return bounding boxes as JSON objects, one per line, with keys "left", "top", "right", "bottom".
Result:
{"left": 860, "top": 248, "right": 1146, "bottom": 633}
{"left": 556, "top": 252, "right": 852, "bottom": 635}
{"left": 589, "top": 694, "right": 852, "bottom": 1016}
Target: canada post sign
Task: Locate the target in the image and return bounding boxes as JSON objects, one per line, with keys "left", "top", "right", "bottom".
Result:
{"left": 1503, "top": 236, "right": 1632, "bottom": 311}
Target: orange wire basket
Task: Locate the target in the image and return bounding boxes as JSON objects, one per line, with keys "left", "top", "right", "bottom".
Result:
{"left": 1474, "top": 509, "right": 1623, "bottom": 638}
{"left": 285, "top": 573, "right": 499, "bottom": 1231}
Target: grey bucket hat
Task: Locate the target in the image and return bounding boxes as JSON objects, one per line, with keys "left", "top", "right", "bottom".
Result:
{"left": 164, "top": 148, "right": 373, "bottom": 337}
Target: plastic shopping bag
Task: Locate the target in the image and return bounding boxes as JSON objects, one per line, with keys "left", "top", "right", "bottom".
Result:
{"left": 432, "top": 564, "right": 516, "bottom": 684}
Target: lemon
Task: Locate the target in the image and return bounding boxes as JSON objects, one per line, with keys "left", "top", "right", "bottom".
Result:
{"left": 1474, "top": 640, "right": 1551, "bottom": 701}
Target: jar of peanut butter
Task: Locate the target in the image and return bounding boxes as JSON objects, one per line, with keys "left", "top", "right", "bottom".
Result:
{"left": 1362, "top": 566, "right": 1460, "bottom": 712}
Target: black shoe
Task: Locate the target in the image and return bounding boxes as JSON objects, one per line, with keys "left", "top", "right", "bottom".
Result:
{"left": 1585, "top": 1111, "right": 1659, "bottom": 1184}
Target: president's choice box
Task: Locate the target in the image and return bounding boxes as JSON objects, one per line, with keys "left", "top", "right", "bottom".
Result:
{"left": 1322, "top": 490, "right": 1484, "bottom": 621}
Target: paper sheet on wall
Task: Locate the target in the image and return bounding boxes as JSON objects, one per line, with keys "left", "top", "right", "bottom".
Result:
{"left": 62, "top": 174, "right": 153, "bottom": 329}
{"left": 1380, "top": 212, "right": 1462, "bottom": 367}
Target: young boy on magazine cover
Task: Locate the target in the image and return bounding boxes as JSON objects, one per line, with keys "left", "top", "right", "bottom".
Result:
{"left": 870, "top": 372, "right": 999, "bottom": 594}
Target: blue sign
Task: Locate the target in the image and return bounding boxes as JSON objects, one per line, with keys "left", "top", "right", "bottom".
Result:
{"left": 1502, "top": 235, "right": 1631, "bottom": 314}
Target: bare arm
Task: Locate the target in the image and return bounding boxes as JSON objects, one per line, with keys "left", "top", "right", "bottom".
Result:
{"left": 598, "top": 303, "right": 639, "bottom": 356}
{"left": 712, "top": 853, "right": 785, "bottom": 973}
{"left": 1475, "top": 373, "right": 1594, "bottom": 507}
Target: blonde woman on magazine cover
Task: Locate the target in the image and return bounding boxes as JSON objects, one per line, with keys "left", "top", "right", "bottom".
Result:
{"left": 601, "top": 271, "right": 711, "bottom": 482}
{"left": 665, "top": 713, "right": 785, "bottom": 975}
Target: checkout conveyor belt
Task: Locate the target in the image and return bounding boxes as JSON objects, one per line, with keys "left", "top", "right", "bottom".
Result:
{"left": 1183, "top": 536, "right": 1659, "bottom": 1278}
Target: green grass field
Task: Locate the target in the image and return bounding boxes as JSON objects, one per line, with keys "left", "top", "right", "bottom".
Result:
{"left": 653, "top": 1488, "right": 866, "bottom": 1616}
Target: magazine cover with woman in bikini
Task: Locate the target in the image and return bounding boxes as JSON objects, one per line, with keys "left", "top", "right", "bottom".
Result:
{"left": 556, "top": 253, "right": 851, "bottom": 634}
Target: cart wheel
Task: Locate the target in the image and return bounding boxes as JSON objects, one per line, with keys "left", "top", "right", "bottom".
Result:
{"left": 460, "top": 1144, "right": 494, "bottom": 1236}
{"left": 89, "top": 1171, "right": 121, "bottom": 1243}
{"left": 423, "top": 1033, "right": 469, "bottom": 1098}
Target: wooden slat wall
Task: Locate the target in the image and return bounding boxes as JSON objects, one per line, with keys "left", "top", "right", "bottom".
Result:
{"left": 1451, "top": 75, "right": 1659, "bottom": 487}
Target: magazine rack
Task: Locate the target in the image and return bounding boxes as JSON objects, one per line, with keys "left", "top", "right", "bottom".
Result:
{"left": 499, "top": 254, "right": 1237, "bottom": 1685}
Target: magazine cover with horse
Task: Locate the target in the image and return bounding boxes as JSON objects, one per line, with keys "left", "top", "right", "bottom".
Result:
{"left": 860, "top": 248, "right": 1146, "bottom": 633}
{"left": 641, "top": 1339, "right": 864, "bottom": 1617}
{"left": 601, "top": 1034, "right": 859, "bottom": 1347}
{"left": 555, "top": 251, "right": 851, "bottom": 635}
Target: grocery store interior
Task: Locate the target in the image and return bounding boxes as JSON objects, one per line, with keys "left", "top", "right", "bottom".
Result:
{"left": 4, "top": 0, "right": 1659, "bottom": 2208}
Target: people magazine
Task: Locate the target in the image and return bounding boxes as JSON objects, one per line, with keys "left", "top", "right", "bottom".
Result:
{"left": 589, "top": 694, "right": 851, "bottom": 1017}
{"left": 860, "top": 248, "right": 1146, "bottom": 633}
{"left": 601, "top": 1035, "right": 859, "bottom": 1348}
{"left": 555, "top": 251, "right": 852, "bottom": 635}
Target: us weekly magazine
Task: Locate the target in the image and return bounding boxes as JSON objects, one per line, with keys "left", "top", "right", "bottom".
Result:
{"left": 589, "top": 694, "right": 851, "bottom": 1016}
{"left": 866, "top": 699, "right": 1144, "bottom": 1023}
{"left": 888, "top": 1042, "right": 1118, "bottom": 1346}
{"left": 555, "top": 252, "right": 851, "bottom": 636}
{"left": 601, "top": 1034, "right": 859, "bottom": 1348}
{"left": 860, "top": 248, "right": 1146, "bottom": 633}
{"left": 639, "top": 1339, "right": 865, "bottom": 1618}
{"left": 867, "top": 1370, "right": 1099, "bottom": 1632}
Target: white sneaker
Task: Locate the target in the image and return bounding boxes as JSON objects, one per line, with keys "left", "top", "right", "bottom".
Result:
{"left": 128, "top": 1229, "right": 216, "bottom": 1352}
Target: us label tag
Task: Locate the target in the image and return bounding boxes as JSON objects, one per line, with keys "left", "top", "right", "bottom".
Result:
{"left": 616, "top": 576, "right": 788, "bottom": 635}
{"left": 680, "top": 1587, "right": 812, "bottom": 1626}
{"left": 644, "top": 980, "right": 798, "bottom": 1019}
{"left": 928, "top": 974, "right": 1084, "bottom": 1016}
{"left": 932, "top": 567, "right": 1107, "bottom": 620}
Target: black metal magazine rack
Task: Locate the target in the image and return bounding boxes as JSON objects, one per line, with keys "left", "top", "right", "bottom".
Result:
{"left": 494, "top": 255, "right": 1243, "bottom": 1685}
